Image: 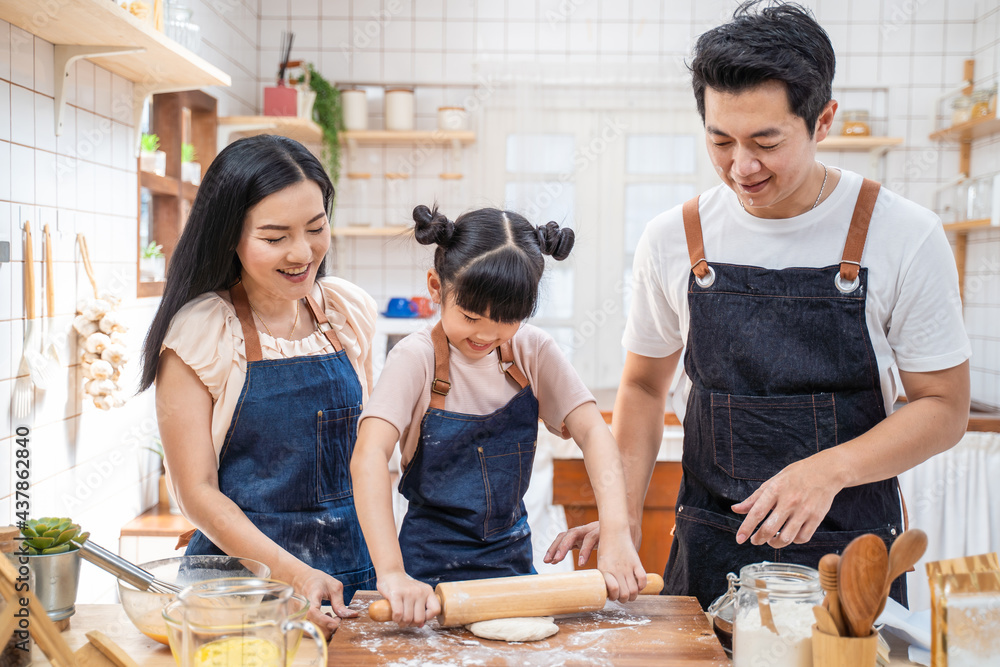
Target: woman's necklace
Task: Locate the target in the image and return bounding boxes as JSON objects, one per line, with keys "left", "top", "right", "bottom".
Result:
{"left": 739, "top": 162, "right": 828, "bottom": 212}
{"left": 249, "top": 299, "right": 300, "bottom": 339}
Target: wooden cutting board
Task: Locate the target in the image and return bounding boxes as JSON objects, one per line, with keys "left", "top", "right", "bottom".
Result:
{"left": 330, "top": 592, "right": 729, "bottom": 666}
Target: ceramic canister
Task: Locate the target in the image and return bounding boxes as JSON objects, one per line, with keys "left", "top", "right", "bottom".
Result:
{"left": 437, "top": 106, "right": 467, "bottom": 131}
{"left": 385, "top": 89, "right": 415, "bottom": 131}
{"left": 341, "top": 89, "right": 368, "bottom": 130}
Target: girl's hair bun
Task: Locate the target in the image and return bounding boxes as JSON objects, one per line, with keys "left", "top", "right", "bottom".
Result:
{"left": 413, "top": 204, "right": 456, "bottom": 247}
{"left": 536, "top": 221, "right": 575, "bottom": 261}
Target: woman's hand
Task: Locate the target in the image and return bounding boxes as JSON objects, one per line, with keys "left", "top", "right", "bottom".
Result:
{"left": 376, "top": 570, "right": 440, "bottom": 628}
{"left": 595, "top": 525, "right": 646, "bottom": 603}
{"left": 288, "top": 565, "right": 359, "bottom": 637}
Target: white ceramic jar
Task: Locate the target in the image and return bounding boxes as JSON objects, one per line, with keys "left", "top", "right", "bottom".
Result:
{"left": 385, "top": 89, "right": 415, "bottom": 131}
{"left": 437, "top": 106, "right": 467, "bottom": 131}
{"left": 341, "top": 89, "right": 368, "bottom": 131}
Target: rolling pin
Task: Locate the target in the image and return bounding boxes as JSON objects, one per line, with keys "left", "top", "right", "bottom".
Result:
{"left": 369, "top": 569, "right": 664, "bottom": 627}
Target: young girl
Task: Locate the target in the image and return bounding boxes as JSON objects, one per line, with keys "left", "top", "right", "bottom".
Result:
{"left": 351, "top": 205, "right": 645, "bottom": 627}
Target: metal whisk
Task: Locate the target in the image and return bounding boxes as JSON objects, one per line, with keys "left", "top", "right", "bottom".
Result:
{"left": 80, "top": 540, "right": 182, "bottom": 595}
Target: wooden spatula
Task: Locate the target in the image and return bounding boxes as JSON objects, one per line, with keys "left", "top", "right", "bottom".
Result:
{"left": 838, "top": 534, "right": 889, "bottom": 637}
{"left": 874, "top": 529, "right": 927, "bottom": 618}
{"left": 819, "top": 553, "right": 848, "bottom": 637}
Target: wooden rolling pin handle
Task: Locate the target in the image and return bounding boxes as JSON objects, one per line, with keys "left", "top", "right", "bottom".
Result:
{"left": 639, "top": 573, "right": 664, "bottom": 595}
{"left": 368, "top": 595, "right": 445, "bottom": 623}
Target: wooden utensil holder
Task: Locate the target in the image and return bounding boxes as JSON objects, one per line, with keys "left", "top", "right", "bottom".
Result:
{"left": 811, "top": 624, "right": 878, "bottom": 667}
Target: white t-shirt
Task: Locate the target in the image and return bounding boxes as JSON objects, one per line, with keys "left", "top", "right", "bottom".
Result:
{"left": 360, "top": 324, "right": 594, "bottom": 467}
{"left": 624, "top": 168, "right": 971, "bottom": 418}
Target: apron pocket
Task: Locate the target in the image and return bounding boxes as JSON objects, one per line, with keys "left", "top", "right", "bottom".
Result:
{"left": 711, "top": 392, "right": 837, "bottom": 482}
{"left": 478, "top": 440, "right": 536, "bottom": 538}
{"left": 316, "top": 404, "right": 361, "bottom": 502}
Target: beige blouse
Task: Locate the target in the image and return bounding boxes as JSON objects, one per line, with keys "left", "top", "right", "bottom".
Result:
{"left": 161, "top": 277, "right": 377, "bottom": 466}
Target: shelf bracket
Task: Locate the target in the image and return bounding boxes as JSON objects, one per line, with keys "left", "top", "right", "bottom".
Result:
{"left": 54, "top": 45, "right": 145, "bottom": 136}
{"left": 868, "top": 146, "right": 892, "bottom": 179}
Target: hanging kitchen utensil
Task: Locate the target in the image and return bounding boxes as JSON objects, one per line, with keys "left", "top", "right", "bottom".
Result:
{"left": 23, "top": 222, "right": 51, "bottom": 390}
{"left": 874, "top": 529, "right": 928, "bottom": 619}
{"left": 838, "top": 534, "right": 889, "bottom": 637}
{"left": 12, "top": 222, "right": 36, "bottom": 420}
{"left": 42, "top": 224, "right": 61, "bottom": 367}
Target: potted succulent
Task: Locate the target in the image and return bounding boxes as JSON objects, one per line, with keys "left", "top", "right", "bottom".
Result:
{"left": 140, "top": 241, "right": 165, "bottom": 282}
{"left": 140, "top": 133, "right": 166, "bottom": 177}
{"left": 15, "top": 518, "right": 89, "bottom": 621}
{"left": 180, "top": 142, "right": 201, "bottom": 185}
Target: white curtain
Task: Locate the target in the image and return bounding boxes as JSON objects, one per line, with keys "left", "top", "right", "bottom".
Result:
{"left": 898, "top": 431, "right": 1000, "bottom": 610}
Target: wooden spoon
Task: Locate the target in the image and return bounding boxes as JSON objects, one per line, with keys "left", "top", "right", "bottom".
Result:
{"left": 874, "top": 529, "right": 928, "bottom": 618}
{"left": 838, "top": 534, "right": 889, "bottom": 638}
{"left": 812, "top": 605, "right": 840, "bottom": 637}
{"left": 819, "top": 553, "right": 848, "bottom": 637}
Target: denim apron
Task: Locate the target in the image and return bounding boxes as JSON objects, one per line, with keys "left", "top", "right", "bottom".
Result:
{"left": 397, "top": 323, "right": 539, "bottom": 586}
{"left": 666, "top": 179, "right": 907, "bottom": 609}
{"left": 185, "top": 281, "right": 376, "bottom": 603}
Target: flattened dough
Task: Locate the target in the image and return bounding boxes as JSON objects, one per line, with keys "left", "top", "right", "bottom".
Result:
{"left": 465, "top": 616, "right": 559, "bottom": 642}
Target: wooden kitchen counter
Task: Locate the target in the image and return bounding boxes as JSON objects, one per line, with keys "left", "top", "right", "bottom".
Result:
{"left": 331, "top": 591, "right": 728, "bottom": 666}
{"left": 31, "top": 599, "right": 927, "bottom": 666}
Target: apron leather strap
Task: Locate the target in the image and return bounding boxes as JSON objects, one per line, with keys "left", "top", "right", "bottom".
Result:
{"left": 175, "top": 527, "right": 196, "bottom": 550}
{"left": 230, "top": 282, "right": 263, "bottom": 363}
{"left": 897, "top": 477, "right": 910, "bottom": 532}
{"left": 839, "top": 178, "right": 881, "bottom": 282}
{"left": 305, "top": 294, "right": 343, "bottom": 352}
{"left": 497, "top": 341, "right": 529, "bottom": 389}
{"left": 682, "top": 195, "right": 711, "bottom": 280}
{"left": 429, "top": 322, "right": 451, "bottom": 410}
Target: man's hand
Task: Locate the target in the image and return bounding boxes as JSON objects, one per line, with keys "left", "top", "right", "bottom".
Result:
{"left": 731, "top": 454, "right": 842, "bottom": 548}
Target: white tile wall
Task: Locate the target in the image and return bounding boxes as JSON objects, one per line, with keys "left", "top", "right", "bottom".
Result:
{"left": 0, "top": 24, "right": 165, "bottom": 603}
{"left": 965, "top": 1, "right": 1000, "bottom": 409}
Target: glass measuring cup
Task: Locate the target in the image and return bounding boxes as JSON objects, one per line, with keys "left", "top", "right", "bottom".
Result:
{"left": 163, "top": 578, "right": 327, "bottom": 667}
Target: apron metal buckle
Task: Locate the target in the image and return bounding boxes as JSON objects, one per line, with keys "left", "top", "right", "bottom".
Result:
{"left": 431, "top": 378, "right": 452, "bottom": 396}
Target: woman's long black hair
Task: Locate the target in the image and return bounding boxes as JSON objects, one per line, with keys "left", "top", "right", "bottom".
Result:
{"left": 138, "top": 135, "right": 334, "bottom": 392}
{"left": 412, "top": 205, "right": 574, "bottom": 324}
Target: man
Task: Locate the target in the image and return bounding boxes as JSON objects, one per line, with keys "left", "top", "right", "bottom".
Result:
{"left": 546, "top": 1, "right": 970, "bottom": 608}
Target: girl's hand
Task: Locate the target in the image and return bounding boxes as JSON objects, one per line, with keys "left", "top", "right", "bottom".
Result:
{"left": 595, "top": 526, "right": 646, "bottom": 604}
{"left": 377, "top": 570, "right": 441, "bottom": 627}
{"left": 289, "top": 566, "right": 359, "bottom": 637}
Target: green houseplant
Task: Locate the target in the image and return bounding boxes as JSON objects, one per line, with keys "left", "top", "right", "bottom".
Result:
{"left": 180, "top": 142, "right": 202, "bottom": 185}
{"left": 15, "top": 518, "right": 89, "bottom": 620}
{"left": 139, "top": 132, "right": 166, "bottom": 177}
{"left": 302, "top": 63, "right": 344, "bottom": 187}
{"left": 140, "top": 241, "right": 165, "bottom": 283}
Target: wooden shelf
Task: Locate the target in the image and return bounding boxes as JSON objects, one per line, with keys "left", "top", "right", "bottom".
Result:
{"left": 332, "top": 226, "right": 411, "bottom": 237}
{"left": 218, "top": 115, "right": 322, "bottom": 145}
{"left": 139, "top": 171, "right": 178, "bottom": 196}
{"left": 818, "top": 136, "right": 904, "bottom": 150}
{"left": 182, "top": 181, "right": 199, "bottom": 201}
{"left": 0, "top": 0, "right": 230, "bottom": 138}
{"left": 929, "top": 114, "right": 1000, "bottom": 142}
{"left": 341, "top": 130, "right": 476, "bottom": 146}
{"left": 943, "top": 218, "right": 993, "bottom": 233}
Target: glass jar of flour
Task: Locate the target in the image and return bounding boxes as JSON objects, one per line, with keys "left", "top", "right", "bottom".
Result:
{"left": 733, "top": 562, "right": 823, "bottom": 667}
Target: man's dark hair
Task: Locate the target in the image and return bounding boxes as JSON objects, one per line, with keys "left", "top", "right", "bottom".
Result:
{"left": 689, "top": 1, "right": 836, "bottom": 137}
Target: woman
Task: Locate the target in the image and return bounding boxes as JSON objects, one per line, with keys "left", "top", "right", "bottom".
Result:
{"left": 139, "top": 135, "right": 377, "bottom": 633}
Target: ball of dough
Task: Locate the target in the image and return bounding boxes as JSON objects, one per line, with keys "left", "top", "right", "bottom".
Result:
{"left": 465, "top": 616, "right": 559, "bottom": 642}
